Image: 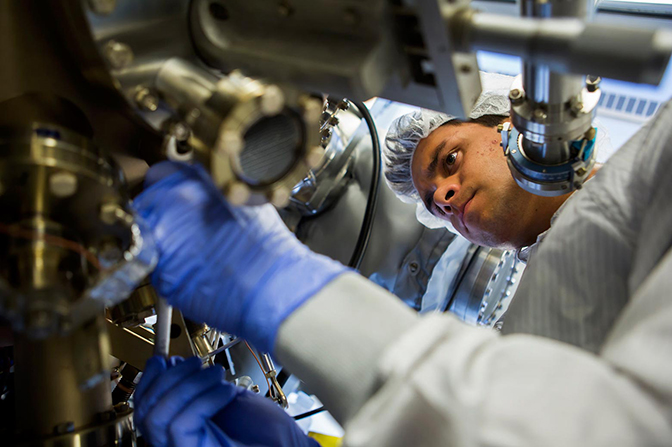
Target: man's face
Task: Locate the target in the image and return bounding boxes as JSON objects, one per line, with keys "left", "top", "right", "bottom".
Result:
{"left": 411, "top": 121, "right": 546, "bottom": 249}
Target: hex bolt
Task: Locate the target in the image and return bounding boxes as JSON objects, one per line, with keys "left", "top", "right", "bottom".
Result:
{"left": 408, "top": 261, "right": 419, "bottom": 275}
{"left": 509, "top": 89, "right": 524, "bottom": 105}
{"left": 104, "top": 40, "right": 133, "bottom": 69}
{"left": 88, "top": 0, "right": 116, "bottom": 15}
{"left": 134, "top": 87, "right": 159, "bottom": 112}
{"left": 533, "top": 109, "right": 547, "bottom": 121}
{"left": 49, "top": 171, "right": 78, "bottom": 198}
{"left": 586, "top": 75, "right": 601, "bottom": 93}
{"left": 217, "top": 130, "right": 244, "bottom": 155}
{"left": 226, "top": 182, "right": 251, "bottom": 206}
{"left": 260, "top": 86, "right": 285, "bottom": 116}
{"left": 270, "top": 188, "right": 291, "bottom": 208}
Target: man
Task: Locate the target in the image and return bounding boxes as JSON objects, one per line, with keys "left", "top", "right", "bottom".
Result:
{"left": 383, "top": 92, "right": 600, "bottom": 254}
{"left": 132, "top": 95, "right": 672, "bottom": 446}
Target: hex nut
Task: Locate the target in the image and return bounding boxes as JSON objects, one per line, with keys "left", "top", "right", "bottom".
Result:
{"left": 104, "top": 40, "right": 133, "bottom": 69}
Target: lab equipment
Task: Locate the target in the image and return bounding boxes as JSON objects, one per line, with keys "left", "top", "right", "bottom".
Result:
{"left": 0, "top": 0, "right": 670, "bottom": 445}
{"left": 135, "top": 355, "right": 320, "bottom": 447}
{"left": 134, "top": 161, "right": 347, "bottom": 354}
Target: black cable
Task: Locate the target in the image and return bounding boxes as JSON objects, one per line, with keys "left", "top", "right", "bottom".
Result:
{"left": 347, "top": 100, "right": 381, "bottom": 270}
{"left": 293, "top": 406, "right": 327, "bottom": 421}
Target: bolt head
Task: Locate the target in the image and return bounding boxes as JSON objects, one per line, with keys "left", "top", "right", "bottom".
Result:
{"left": 533, "top": 109, "right": 547, "bottom": 121}
{"left": 509, "top": 89, "right": 524, "bottom": 104}
{"left": 104, "top": 40, "right": 133, "bottom": 69}
{"left": 49, "top": 171, "right": 78, "bottom": 198}
{"left": 270, "top": 188, "right": 291, "bottom": 208}
{"left": 226, "top": 182, "right": 251, "bottom": 206}
{"left": 586, "top": 75, "right": 601, "bottom": 92}
{"left": 260, "top": 86, "right": 285, "bottom": 116}
{"left": 135, "top": 88, "right": 159, "bottom": 112}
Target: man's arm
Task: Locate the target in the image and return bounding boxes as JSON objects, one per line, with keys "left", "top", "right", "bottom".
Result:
{"left": 277, "top": 254, "right": 672, "bottom": 446}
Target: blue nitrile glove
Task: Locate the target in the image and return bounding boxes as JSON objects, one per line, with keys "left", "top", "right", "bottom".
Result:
{"left": 133, "top": 161, "right": 347, "bottom": 354}
{"left": 134, "top": 356, "right": 321, "bottom": 447}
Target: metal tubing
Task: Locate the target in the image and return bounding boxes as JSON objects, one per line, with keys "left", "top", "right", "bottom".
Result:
{"left": 462, "top": 13, "right": 672, "bottom": 85}
{"left": 153, "top": 298, "right": 173, "bottom": 358}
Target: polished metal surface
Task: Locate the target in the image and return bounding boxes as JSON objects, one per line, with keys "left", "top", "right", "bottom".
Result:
{"left": 13, "top": 317, "right": 113, "bottom": 438}
{"left": 13, "top": 406, "right": 135, "bottom": 447}
{"left": 448, "top": 247, "right": 523, "bottom": 326}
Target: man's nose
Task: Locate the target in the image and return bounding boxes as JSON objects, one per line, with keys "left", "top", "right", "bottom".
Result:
{"left": 433, "top": 182, "right": 459, "bottom": 213}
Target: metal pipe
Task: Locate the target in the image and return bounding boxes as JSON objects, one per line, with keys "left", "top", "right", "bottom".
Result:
{"left": 458, "top": 13, "right": 672, "bottom": 85}
{"left": 153, "top": 298, "right": 173, "bottom": 358}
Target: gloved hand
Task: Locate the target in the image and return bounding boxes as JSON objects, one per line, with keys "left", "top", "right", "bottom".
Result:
{"left": 134, "top": 356, "right": 321, "bottom": 447}
{"left": 133, "top": 162, "right": 347, "bottom": 354}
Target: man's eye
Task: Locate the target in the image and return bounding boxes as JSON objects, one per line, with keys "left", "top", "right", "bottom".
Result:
{"left": 445, "top": 152, "right": 457, "bottom": 167}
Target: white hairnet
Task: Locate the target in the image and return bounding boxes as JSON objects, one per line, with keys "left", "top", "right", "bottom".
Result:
{"left": 382, "top": 72, "right": 514, "bottom": 231}
{"left": 383, "top": 91, "right": 511, "bottom": 205}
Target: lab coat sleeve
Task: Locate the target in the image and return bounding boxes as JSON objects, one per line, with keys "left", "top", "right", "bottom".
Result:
{"left": 276, "top": 259, "right": 672, "bottom": 446}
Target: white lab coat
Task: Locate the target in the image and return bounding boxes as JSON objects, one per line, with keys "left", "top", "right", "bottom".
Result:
{"left": 276, "top": 101, "right": 672, "bottom": 446}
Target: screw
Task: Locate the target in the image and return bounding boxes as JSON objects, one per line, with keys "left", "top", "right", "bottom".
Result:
{"left": 270, "top": 188, "right": 291, "bottom": 208}
{"left": 586, "top": 75, "right": 601, "bottom": 92}
{"left": 497, "top": 124, "right": 504, "bottom": 133}
{"left": 49, "top": 171, "right": 78, "bottom": 198}
{"left": 104, "top": 40, "right": 133, "bottom": 69}
{"left": 226, "top": 182, "right": 251, "bottom": 206}
{"left": 88, "top": 0, "right": 116, "bottom": 15}
{"left": 576, "top": 167, "right": 587, "bottom": 177}
{"left": 134, "top": 87, "right": 159, "bottom": 112}
{"left": 459, "top": 64, "right": 472, "bottom": 74}
{"left": 217, "top": 131, "right": 244, "bottom": 155}
{"left": 509, "top": 89, "right": 524, "bottom": 105}
{"left": 260, "top": 85, "right": 285, "bottom": 116}
{"left": 53, "top": 422, "right": 75, "bottom": 435}
{"left": 408, "top": 261, "right": 419, "bottom": 275}
{"left": 533, "top": 109, "right": 547, "bottom": 121}
{"left": 251, "top": 384, "right": 261, "bottom": 393}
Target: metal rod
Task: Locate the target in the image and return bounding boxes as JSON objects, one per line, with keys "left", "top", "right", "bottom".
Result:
{"left": 153, "top": 298, "right": 173, "bottom": 358}
{"left": 457, "top": 12, "right": 672, "bottom": 85}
